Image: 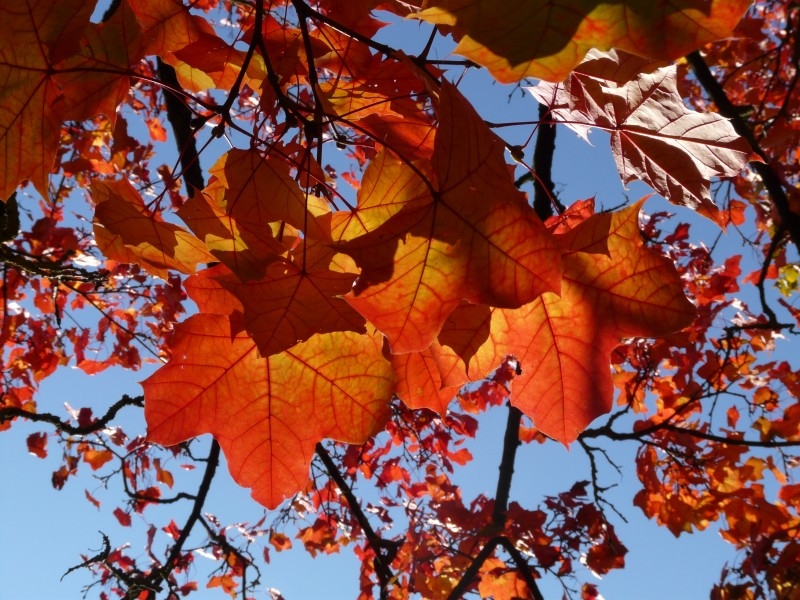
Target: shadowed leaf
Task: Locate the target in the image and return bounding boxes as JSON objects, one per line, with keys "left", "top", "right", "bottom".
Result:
{"left": 417, "top": 0, "right": 752, "bottom": 82}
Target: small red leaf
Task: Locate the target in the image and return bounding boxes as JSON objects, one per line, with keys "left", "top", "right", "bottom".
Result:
{"left": 26, "top": 432, "right": 48, "bottom": 458}
{"left": 113, "top": 507, "right": 132, "bottom": 527}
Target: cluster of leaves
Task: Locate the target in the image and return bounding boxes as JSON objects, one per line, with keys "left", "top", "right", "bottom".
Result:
{"left": 1, "top": 0, "right": 799, "bottom": 599}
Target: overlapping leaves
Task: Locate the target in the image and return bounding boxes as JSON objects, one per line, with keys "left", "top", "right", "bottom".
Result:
{"left": 0, "top": 0, "right": 144, "bottom": 199}
{"left": 77, "top": 0, "right": 749, "bottom": 506}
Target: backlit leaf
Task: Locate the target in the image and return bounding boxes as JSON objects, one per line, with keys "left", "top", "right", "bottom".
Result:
{"left": 529, "top": 50, "right": 753, "bottom": 224}
{"left": 178, "top": 149, "right": 330, "bottom": 280}
{"left": 341, "top": 82, "right": 560, "bottom": 353}
{"left": 143, "top": 316, "right": 394, "bottom": 508}
{"left": 0, "top": 0, "right": 141, "bottom": 198}
{"left": 92, "top": 179, "right": 216, "bottom": 279}
{"left": 392, "top": 341, "right": 468, "bottom": 414}
{"left": 219, "top": 241, "right": 367, "bottom": 357}
{"left": 464, "top": 200, "right": 696, "bottom": 444}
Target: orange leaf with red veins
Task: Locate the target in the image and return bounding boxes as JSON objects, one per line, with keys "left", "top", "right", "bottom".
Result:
{"left": 416, "top": 0, "right": 751, "bottom": 82}
{"left": 0, "top": 0, "right": 143, "bottom": 198}
{"left": 392, "top": 341, "right": 468, "bottom": 414}
{"left": 332, "top": 149, "right": 432, "bottom": 242}
{"left": 169, "top": 18, "right": 265, "bottom": 92}
{"left": 92, "top": 180, "right": 215, "bottom": 279}
{"left": 178, "top": 149, "right": 329, "bottom": 280}
{"left": 128, "top": 0, "right": 202, "bottom": 56}
{"left": 184, "top": 264, "right": 245, "bottom": 316}
{"left": 317, "top": 56, "right": 437, "bottom": 160}
{"left": 341, "top": 82, "right": 561, "bottom": 353}
{"left": 56, "top": 1, "right": 143, "bottom": 123}
{"left": 143, "top": 316, "right": 394, "bottom": 508}
{"left": 529, "top": 50, "right": 752, "bottom": 225}
{"left": 465, "top": 200, "right": 696, "bottom": 444}
{"left": 220, "top": 241, "right": 366, "bottom": 357}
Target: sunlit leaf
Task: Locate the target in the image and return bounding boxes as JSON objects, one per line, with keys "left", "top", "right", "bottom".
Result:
{"left": 92, "top": 179, "right": 216, "bottom": 279}
{"left": 463, "top": 200, "right": 696, "bottom": 443}
{"left": 143, "top": 316, "right": 394, "bottom": 508}
{"left": 529, "top": 50, "right": 753, "bottom": 224}
{"left": 341, "top": 82, "right": 561, "bottom": 353}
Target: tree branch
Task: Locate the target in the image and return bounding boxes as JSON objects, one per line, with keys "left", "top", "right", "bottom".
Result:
{"left": 0, "top": 395, "right": 143, "bottom": 436}
{"left": 315, "top": 443, "right": 396, "bottom": 599}
{"left": 143, "top": 440, "right": 220, "bottom": 597}
{"left": 492, "top": 403, "right": 522, "bottom": 528}
{"left": 497, "top": 537, "right": 546, "bottom": 600}
{"left": 445, "top": 537, "right": 501, "bottom": 600}
{"left": 156, "top": 59, "right": 205, "bottom": 197}
{"left": 686, "top": 50, "right": 800, "bottom": 250}
{"left": 532, "top": 104, "right": 562, "bottom": 218}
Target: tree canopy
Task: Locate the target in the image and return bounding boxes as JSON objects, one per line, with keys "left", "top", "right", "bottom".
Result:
{"left": 1, "top": 0, "right": 799, "bottom": 598}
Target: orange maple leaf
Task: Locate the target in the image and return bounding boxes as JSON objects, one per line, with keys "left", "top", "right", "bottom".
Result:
{"left": 216, "top": 240, "right": 367, "bottom": 357}
{"left": 340, "top": 82, "right": 561, "bottom": 353}
{"left": 92, "top": 179, "right": 216, "bottom": 279}
{"left": 462, "top": 200, "right": 696, "bottom": 444}
{"left": 416, "top": 0, "right": 752, "bottom": 82}
{"left": 392, "top": 341, "right": 468, "bottom": 415}
{"left": 143, "top": 316, "right": 394, "bottom": 508}
{"left": 529, "top": 50, "right": 753, "bottom": 225}
{"left": 178, "top": 149, "right": 330, "bottom": 280}
{"left": 0, "top": 0, "right": 145, "bottom": 199}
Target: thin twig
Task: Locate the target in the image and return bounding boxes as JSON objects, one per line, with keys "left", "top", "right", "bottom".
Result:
{"left": 0, "top": 395, "right": 143, "bottom": 436}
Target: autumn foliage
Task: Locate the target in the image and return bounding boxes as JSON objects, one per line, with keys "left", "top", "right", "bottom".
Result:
{"left": 2, "top": 0, "right": 800, "bottom": 598}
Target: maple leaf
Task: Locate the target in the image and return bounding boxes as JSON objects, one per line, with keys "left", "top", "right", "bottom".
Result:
{"left": 92, "top": 179, "right": 216, "bottom": 279}
{"left": 317, "top": 54, "right": 437, "bottom": 161}
{"left": 416, "top": 0, "right": 752, "bottom": 82}
{"left": 0, "top": 0, "right": 150, "bottom": 199}
{"left": 392, "top": 341, "right": 468, "bottom": 415}
{"left": 460, "top": 200, "right": 696, "bottom": 444}
{"left": 529, "top": 50, "right": 753, "bottom": 224}
{"left": 178, "top": 149, "right": 330, "bottom": 280}
{"left": 127, "top": 0, "right": 204, "bottom": 57}
{"left": 340, "top": 81, "right": 561, "bottom": 353}
{"left": 477, "top": 557, "right": 531, "bottom": 600}
{"left": 54, "top": 1, "right": 144, "bottom": 122}
{"left": 143, "top": 315, "right": 394, "bottom": 508}
{"left": 169, "top": 18, "right": 266, "bottom": 92}
{"left": 215, "top": 240, "right": 367, "bottom": 357}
